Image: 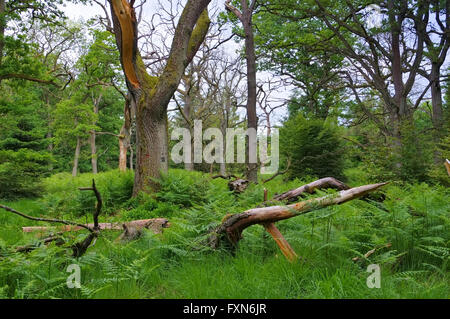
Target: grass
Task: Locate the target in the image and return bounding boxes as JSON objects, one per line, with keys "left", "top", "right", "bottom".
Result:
{"left": 0, "top": 169, "right": 448, "bottom": 299}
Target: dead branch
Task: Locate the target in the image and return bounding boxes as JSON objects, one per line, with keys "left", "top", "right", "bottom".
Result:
{"left": 209, "top": 181, "right": 388, "bottom": 251}
{"left": 352, "top": 243, "right": 392, "bottom": 262}
{"left": 72, "top": 232, "right": 97, "bottom": 258}
{"left": 211, "top": 174, "right": 240, "bottom": 180}
{"left": 263, "top": 222, "right": 298, "bottom": 262}
{"left": 445, "top": 159, "right": 450, "bottom": 176}
{"left": 15, "top": 236, "right": 65, "bottom": 253}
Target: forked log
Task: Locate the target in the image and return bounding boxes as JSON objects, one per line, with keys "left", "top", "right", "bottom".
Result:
{"left": 209, "top": 182, "right": 388, "bottom": 251}
{"left": 263, "top": 222, "right": 298, "bottom": 261}
{"left": 1, "top": 179, "right": 103, "bottom": 257}
{"left": 212, "top": 174, "right": 249, "bottom": 194}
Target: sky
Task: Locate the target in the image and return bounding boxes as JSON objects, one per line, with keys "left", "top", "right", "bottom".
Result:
{"left": 60, "top": 0, "right": 292, "bottom": 129}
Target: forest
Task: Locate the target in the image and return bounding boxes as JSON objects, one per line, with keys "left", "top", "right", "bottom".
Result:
{"left": 0, "top": 0, "right": 449, "bottom": 299}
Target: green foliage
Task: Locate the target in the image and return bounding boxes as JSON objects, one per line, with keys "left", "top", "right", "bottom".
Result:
{"left": 0, "top": 169, "right": 448, "bottom": 298}
{"left": 428, "top": 130, "right": 450, "bottom": 186}
{"left": 280, "top": 114, "right": 345, "bottom": 180}
{"left": 53, "top": 99, "right": 98, "bottom": 145}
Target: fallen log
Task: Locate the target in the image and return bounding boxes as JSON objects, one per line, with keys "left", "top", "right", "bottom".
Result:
{"left": 22, "top": 218, "right": 170, "bottom": 234}
{"left": 211, "top": 174, "right": 250, "bottom": 194}
{"left": 15, "top": 235, "right": 65, "bottom": 253}
{"left": 262, "top": 158, "right": 291, "bottom": 184}
{"left": 263, "top": 222, "right": 298, "bottom": 262}
{"left": 271, "top": 177, "right": 350, "bottom": 203}
{"left": 445, "top": 159, "right": 450, "bottom": 176}
{"left": 209, "top": 182, "right": 388, "bottom": 252}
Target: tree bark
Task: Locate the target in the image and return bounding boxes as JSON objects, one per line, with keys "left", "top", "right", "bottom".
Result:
{"left": 271, "top": 177, "right": 349, "bottom": 203}
{"left": 22, "top": 218, "right": 169, "bottom": 234}
{"left": 119, "top": 97, "right": 132, "bottom": 171}
{"left": 242, "top": 3, "right": 258, "bottom": 183}
{"left": 263, "top": 222, "right": 298, "bottom": 261}
{"left": 72, "top": 137, "right": 81, "bottom": 177}
{"left": 90, "top": 99, "right": 101, "bottom": 174}
{"left": 109, "top": 0, "right": 211, "bottom": 194}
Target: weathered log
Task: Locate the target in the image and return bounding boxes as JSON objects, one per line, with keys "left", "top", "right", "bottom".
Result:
{"left": 209, "top": 182, "right": 388, "bottom": 250}
{"left": 15, "top": 235, "right": 65, "bottom": 253}
{"left": 115, "top": 219, "right": 169, "bottom": 242}
{"left": 0, "top": 204, "right": 94, "bottom": 233}
{"left": 211, "top": 174, "right": 250, "bottom": 194}
{"left": 22, "top": 218, "right": 170, "bottom": 234}
{"left": 271, "top": 177, "right": 350, "bottom": 203}
{"left": 78, "top": 179, "right": 102, "bottom": 230}
{"left": 445, "top": 159, "right": 450, "bottom": 176}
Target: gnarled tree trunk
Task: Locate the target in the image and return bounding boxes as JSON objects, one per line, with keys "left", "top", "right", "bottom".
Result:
{"left": 209, "top": 179, "right": 388, "bottom": 260}
{"left": 72, "top": 137, "right": 81, "bottom": 177}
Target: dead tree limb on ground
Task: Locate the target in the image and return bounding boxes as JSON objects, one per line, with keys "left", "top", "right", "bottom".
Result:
{"left": 262, "top": 158, "right": 291, "bottom": 184}
{"left": 1, "top": 179, "right": 103, "bottom": 257}
{"left": 209, "top": 181, "right": 388, "bottom": 261}
{"left": 22, "top": 218, "right": 169, "bottom": 234}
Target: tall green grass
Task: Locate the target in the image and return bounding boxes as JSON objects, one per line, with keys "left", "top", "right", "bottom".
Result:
{"left": 0, "top": 169, "right": 448, "bottom": 298}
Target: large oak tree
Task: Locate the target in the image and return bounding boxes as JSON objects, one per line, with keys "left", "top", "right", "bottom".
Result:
{"left": 107, "top": 0, "right": 211, "bottom": 194}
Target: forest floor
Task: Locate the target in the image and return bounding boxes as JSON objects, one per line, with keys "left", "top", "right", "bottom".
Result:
{"left": 0, "top": 169, "right": 448, "bottom": 298}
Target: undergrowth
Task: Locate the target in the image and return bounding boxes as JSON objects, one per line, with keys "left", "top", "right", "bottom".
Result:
{"left": 0, "top": 169, "right": 448, "bottom": 298}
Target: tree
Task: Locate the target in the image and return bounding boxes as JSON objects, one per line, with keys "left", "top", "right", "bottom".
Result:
{"left": 223, "top": 0, "right": 259, "bottom": 182}
{"left": 280, "top": 113, "right": 345, "bottom": 180}
{"left": 53, "top": 95, "right": 98, "bottom": 177}
{"left": 0, "top": 0, "right": 88, "bottom": 85}
{"left": 0, "top": 81, "right": 53, "bottom": 198}
{"left": 107, "top": 0, "right": 211, "bottom": 194}
{"left": 412, "top": 0, "right": 449, "bottom": 163}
